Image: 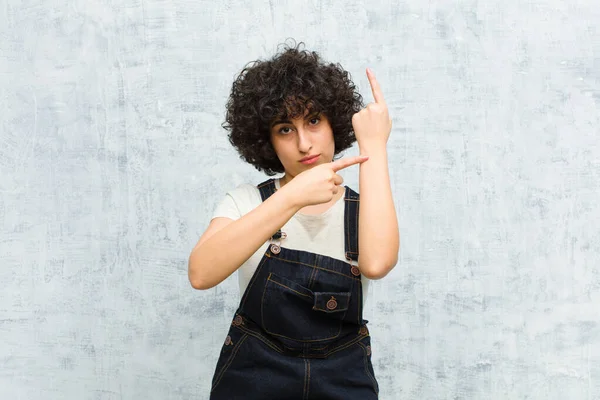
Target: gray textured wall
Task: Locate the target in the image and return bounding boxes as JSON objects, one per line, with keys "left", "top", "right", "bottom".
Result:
{"left": 1, "top": 0, "right": 599, "bottom": 399}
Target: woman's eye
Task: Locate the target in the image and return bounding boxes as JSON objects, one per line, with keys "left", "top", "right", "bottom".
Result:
{"left": 309, "top": 117, "right": 320, "bottom": 125}
{"left": 279, "top": 127, "right": 293, "bottom": 134}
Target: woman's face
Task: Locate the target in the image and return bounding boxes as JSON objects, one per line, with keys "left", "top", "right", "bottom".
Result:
{"left": 269, "top": 111, "right": 335, "bottom": 181}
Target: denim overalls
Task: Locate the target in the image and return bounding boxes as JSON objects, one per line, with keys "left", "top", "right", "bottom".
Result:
{"left": 209, "top": 178, "right": 379, "bottom": 399}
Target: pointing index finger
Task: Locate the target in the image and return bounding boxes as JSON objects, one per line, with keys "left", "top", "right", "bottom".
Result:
{"left": 366, "top": 68, "right": 386, "bottom": 104}
{"left": 331, "top": 155, "right": 369, "bottom": 172}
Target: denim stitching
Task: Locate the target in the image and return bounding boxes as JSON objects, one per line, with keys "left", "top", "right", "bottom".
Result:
{"left": 268, "top": 276, "right": 312, "bottom": 299}
{"left": 267, "top": 255, "right": 360, "bottom": 280}
{"left": 307, "top": 262, "right": 318, "bottom": 289}
{"left": 211, "top": 334, "right": 249, "bottom": 392}
{"left": 266, "top": 325, "right": 342, "bottom": 343}
{"left": 257, "top": 179, "right": 274, "bottom": 189}
{"left": 237, "top": 323, "right": 357, "bottom": 358}
{"left": 237, "top": 325, "right": 284, "bottom": 354}
{"left": 265, "top": 322, "right": 342, "bottom": 343}
{"left": 261, "top": 273, "right": 342, "bottom": 342}
{"left": 234, "top": 327, "right": 366, "bottom": 358}
{"left": 312, "top": 294, "right": 350, "bottom": 313}
{"left": 303, "top": 359, "right": 309, "bottom": 400}
{"left": 305, "top": 359, "right": 311, "bottom": 399}
{"left": 358, "top": 341, "right": 379, "bottom": 394}
{"left": 239, "top": 254, "right": 269, "bottom": 309}
{"left": 322, "top": 334, "right": 364, "bottom": 356}
{"left": 260, "top": 274, "right": 271, "bottom": 334}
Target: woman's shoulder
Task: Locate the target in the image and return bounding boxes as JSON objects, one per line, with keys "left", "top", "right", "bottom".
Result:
{"left": 224, "top": 182, "right": 263, "bottom": 210}
{"left": 213, "top": 182, "right": 263, "bottom": 220}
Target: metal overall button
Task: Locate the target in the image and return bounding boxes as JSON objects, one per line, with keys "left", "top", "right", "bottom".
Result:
{"left": 232, "top": 315, "right": 243, "bottom": 327}
{"left": 270, "top": 231, "right": 285, "bottom": 254}
{"left": 326, "top": 296, "right": 338, "bottom": 310}
{"left": 224, "top": 336, "right": 233, "bottom": 346}
{"left": 366, "top": 345, "right": 372, "bottom": 356}
{"left": 270, "top": 244, "right": 281, "bottom": 254}
{"left": 359, "top": 325, "right": 369, "bottom": 336}
{"left": 351, "top": 266, "right": 361, "bottom": 276}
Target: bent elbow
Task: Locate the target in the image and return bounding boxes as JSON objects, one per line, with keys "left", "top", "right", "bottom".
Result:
{"left": 360, "top": 268, "right": 389, "bottom": 280}
{"left": 188, "top": 258, "right": 216, "bottom": 290}
{"left": 189, "top": 276, "right": 214, "bottom": 290}
{"left": 359, "top": 257, "right": 398, "bottom": 280}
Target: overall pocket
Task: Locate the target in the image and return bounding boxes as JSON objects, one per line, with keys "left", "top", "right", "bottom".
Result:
{"left": 261, "top": 273, "right": 351, "bottom": 342}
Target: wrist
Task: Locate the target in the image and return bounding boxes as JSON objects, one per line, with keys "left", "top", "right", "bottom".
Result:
{"left": 358, "top": 142, "right": 387, "bottom": 157}
{"left": 275, "top": 183, "right": 304, "bottom": 212}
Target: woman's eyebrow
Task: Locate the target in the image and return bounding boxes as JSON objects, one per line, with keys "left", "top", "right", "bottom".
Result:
{"left": 270, "top": 111, "right": 321, "bottom": 127}
{"left": 270, "top": 118, "right": 289, "bottom": 127}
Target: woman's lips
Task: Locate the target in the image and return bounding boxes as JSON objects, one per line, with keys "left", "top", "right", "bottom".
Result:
{"left": 300, "top": 155, "right": 320, "bottom": 165}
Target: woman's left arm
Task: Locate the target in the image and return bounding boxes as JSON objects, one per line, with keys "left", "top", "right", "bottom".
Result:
{"left": 352, "top": 68, "right": 400, "bottom": 279}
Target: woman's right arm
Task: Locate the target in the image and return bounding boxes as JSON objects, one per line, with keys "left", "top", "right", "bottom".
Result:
{"left": 188, "top": 155, "right": 368, "bottom": 290}
{"left": 187, "top": 187, "right": 302, "bottom": 290}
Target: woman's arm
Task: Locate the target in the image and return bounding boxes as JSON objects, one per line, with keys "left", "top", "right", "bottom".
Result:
{"left": 357, "top": 145, "right": 399, "bottom": 279}
{"left": 188, "top": 155, "right": 368, "bottom": 290}
{"left": 188, "top": 189, "right": 301, "bottom": 290}
{"left": 352, "top": 68, "right": 400, "bottom": 279}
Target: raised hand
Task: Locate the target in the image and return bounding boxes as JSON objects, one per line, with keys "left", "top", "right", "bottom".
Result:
{"left": 351, "top": 68, "right": 392, "bottom": 150}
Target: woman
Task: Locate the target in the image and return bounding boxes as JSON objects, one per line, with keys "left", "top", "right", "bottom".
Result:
{"left": 188, "top": 42, "right": 399, "bottom": 399}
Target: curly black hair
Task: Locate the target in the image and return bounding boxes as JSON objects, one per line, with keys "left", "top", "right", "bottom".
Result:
{"left": 222, "top": 41, "right": 364, "bottom": 176}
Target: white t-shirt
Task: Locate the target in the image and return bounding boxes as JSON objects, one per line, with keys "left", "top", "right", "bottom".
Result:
{"left": 212, "top": 179, "right": 370, "bottom": 303}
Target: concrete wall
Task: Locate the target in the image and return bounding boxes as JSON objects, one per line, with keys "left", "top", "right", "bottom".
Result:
{"left": 1, "top": 0, "right": 599, "bottom": 398}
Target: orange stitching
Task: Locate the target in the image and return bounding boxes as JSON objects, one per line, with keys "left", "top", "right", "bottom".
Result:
{"left": 260, "top": 273, "right": 271, "bottom": 332}
{"left": 307, "top": 266, "right": 317, "bottom": 289}
{"left": 267, "top": 278, "right": 312, "bottom": 299}
{"left": 303, "top": 359, "right": 309, "bottom": 399}
{"left": 237, "top": 325, "right": 283, "bottom": 353}
{"left": 307, "top": 254, "right": 320, "bottom": 288}
{"left": 359, "top": 342, "right": 379, "bottom": 394}
{"left": 303, "top": 359, "right": 307, "bottom": 397}
{"left": 322, "top": 335, "right": 364, "bottom": 356}
{"left": 236, "top": 323, "right": 359, "bottom": 358}
{"left": 313, "top": 305, "right": 347, "bottom": 312}
{"left": 261, "top": 274, "right": 342, "bottom": 342}
{"left": 239, "top": 255, "right": 269, "bottom": 308}
{"left": 211, "top": 334, "right": 249, "bottom": 392}
{"left": 312, "top": 294, "right": 350, "bottom": 312}
{"left": 268, "top": 255, "right": 360, "bottom": 280}
{"left": 265, "top": 326, "right": 342, "bottom": 343}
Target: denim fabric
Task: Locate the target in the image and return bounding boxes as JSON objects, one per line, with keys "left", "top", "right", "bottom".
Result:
{"left": 210, "top": 179, "right": 379, "bottom": 399}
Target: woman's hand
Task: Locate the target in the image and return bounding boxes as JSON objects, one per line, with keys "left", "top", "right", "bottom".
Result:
{"left": 352, "top": 68, "right": 392, "bottom": 151}
{"left": 281, "top": 155, "right": 369, "bottom": 208}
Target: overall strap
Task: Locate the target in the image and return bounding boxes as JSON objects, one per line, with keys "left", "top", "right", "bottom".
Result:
{"left": 343, "top": 186, "right": 360, "bottom": 263}
{"left": 257, "top": 178, "right": 284, "bottom": 240}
